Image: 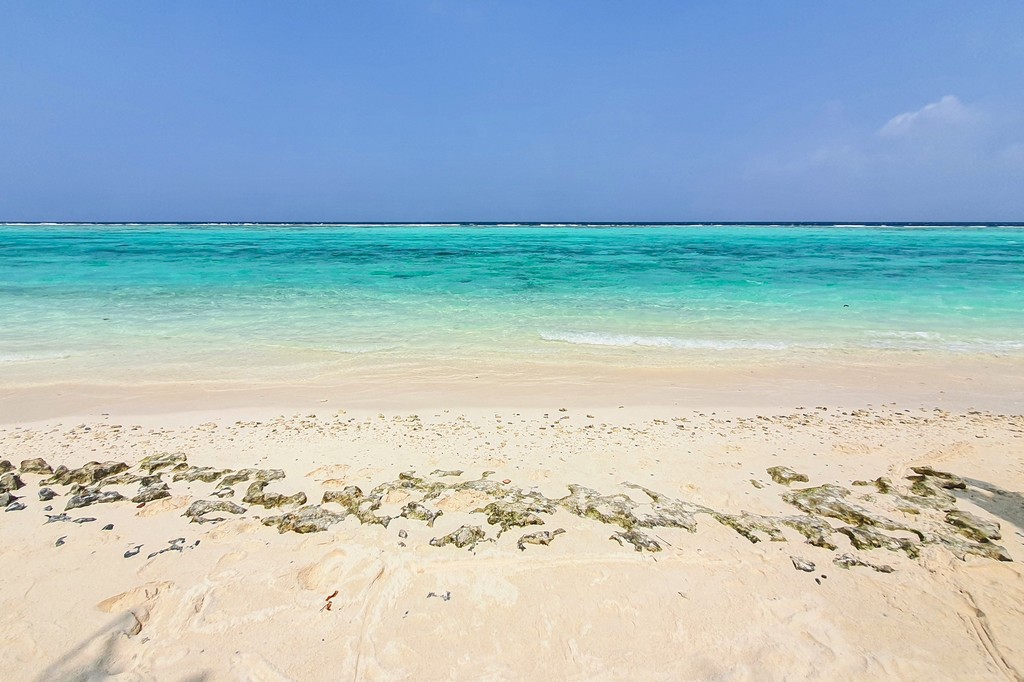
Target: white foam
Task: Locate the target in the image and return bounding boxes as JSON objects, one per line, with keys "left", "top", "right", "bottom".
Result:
{"left": 0, "top": 351, "right": 72, "bottom": 363}
{"left": 539, "top": 331, "right": 788, "bottom": 351}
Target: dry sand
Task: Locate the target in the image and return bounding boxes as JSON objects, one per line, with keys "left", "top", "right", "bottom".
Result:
{"left": 1, "top": 360, "right": 1024, "bottom": 681}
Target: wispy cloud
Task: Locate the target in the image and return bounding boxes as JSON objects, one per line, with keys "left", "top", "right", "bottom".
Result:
{"left": 877, "top": 95, "right": 975, "bottom": 138}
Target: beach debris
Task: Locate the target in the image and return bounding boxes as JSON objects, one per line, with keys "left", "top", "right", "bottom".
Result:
{"left": 790, "top": 556, "right": 816, "bottom": 572}
{"left": 65, "top": 489, "right": 126, "bottom": 511}
{"left": 398, "top": 529, "right": 408, "bottom": 539}
{"left": 517, "top": 528, "right": 566, "bottom": 551}
{"left": 427, "top": 591, "right": 452, "bottom": 602}
{"left": 400, "top": 501, "right": 443, "bottom": 527}
{"left": 38, "top": 487, "right": 58, "bottom": 501}
{"left": 19, "top": 458, "right": 53, "bottom": 475}
{"left": 0, "top": 472, "right": 25, "bottom": 493}
{"left": 833, "top": 553, "right": 894, "bottom": 573}
{"left": 183, "top": 499, "right": 247, "bottom": 523}
{"left": 750, "top": 479, "right": 765, "bottom": 489}
{"left": 5, "top": 501, "right": 26, "bottom": 512}
{"left": 321, "top": 590, "right": 339, "bottom": 611}
{"left": 610, "top": 529, "right": 662, "bottom": 552}
{"left": 242, "top": 480, "right": 307, "bottom": 509}
{"left": 44, "top": 461, "right": 129, "bottom": 486}
{"left": 147, "top": 537, "right": 188, "bottom": 559}
{"left": 55, "top": 536, "right": 66, "bottom": 547}
{"left": 944, "top": 510, "right": 1000, "bottom": 542}
{"left": 767, "top": 466, "right": 810, "bottom": 486}
{"left": 430, "top": 525, "right": 488, "bottom": 550}
{"left": 131, "top": 483, "right": 171, "bottom": 504}
{"left": 263, "top": 505, "right": 347, "bottom": 533}
{"left": 124, "top": 545, "right": 142, "bottom": 558}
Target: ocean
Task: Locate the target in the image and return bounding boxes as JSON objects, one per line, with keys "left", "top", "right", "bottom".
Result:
{"left": 1, "top": 223, "right": 1022, "bottom": 385}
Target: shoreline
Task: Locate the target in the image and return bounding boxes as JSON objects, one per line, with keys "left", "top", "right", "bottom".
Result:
{"left": 3, "top": 351, "right": 1022, "bottom": 423}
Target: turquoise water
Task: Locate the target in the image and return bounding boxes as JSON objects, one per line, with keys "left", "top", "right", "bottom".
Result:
{"left": 1, "top": 224, "right": 1022, "bottom": 382}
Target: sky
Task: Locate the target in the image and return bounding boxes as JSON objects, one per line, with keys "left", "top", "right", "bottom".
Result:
{"left": 1, "top": 1, "right": 1023, "bottom": 222}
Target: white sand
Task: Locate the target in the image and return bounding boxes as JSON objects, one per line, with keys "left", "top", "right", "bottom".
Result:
{"left": 1, "top": 359, "right": 1023, "bottom": 680}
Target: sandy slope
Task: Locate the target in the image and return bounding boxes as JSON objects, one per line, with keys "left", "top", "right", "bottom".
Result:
{"left": 1, "top": 398, "right": 1023, "bottom": 681}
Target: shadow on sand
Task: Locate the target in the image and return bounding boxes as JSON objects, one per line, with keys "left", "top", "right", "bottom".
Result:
{"left": 960, "top": 477, "right": 1024, "bottom": 537}
{"left": 33, "top": 611, "right": 209, "bottom": 682}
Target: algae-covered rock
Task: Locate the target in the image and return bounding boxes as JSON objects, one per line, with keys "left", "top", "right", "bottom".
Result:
{"left": 65, "top": 490, "right": 125, "bottom": 511}
{"left": 131, "top": 483, "right": 171, "bottom": 504}
{"left": 624, "top": 483, "right": 706, "bottom": 532}
{"left": 242, "top": 480, "right": 307, "bottom": 509}
{"left": 780, "top": 516, "right": 838, "bottom": 550}
{"left": 400, "top": 501, "right": 443, "bottom": 527}
{"left": 219, "top": 468, "right": 285, "bottom": 488}
{"left": 930, "top": 531, "right": 1012, "bottom": 562}
{"left": 837, "top": 526, "right": 920, "bottom": 558}
{"left": 183, "top": 499, "right": 247, "bottom": 523}
{"left": 19, "top": 458, "right": 53, "bottom": 475}
{"left": 0, "top": 460, "right": 13, "bottom": 474}
{"left": 430, "top": 525, "right": 488, "bottom": 549}
{"left": 476, "top": 499, "right": 550, "bottom": 535}
{"left": 0, "top": 492, "right": 17, "bottom": 507}
{"left": 517, "top": 529, "right": 566, "bottom": 551}
{"left": 852, "top": 477, "right": 895, "bottom": 494}
{"left": 610, "top": 529, "right": 662, "bottom": 552}
{"left": 782, "top": 484, "right": 913, "bottom": 533}
{"left": 322, "top": 486, "right": 392, "bottom": 527}
{"left": 0, "top": 472, "right": 25, "bottom": 493}
{"left": 45, "top": 461, "right": 129, "bottom": 486}
{"left": 263, "top": 505, "right": 347, "bottom": 534}
{"left": 833, "top": 553, "right": 894, "bottom": 573}
{"left": 559, "top": 484, "right": 638, "bottom": 529}
{"left": 944, "top": 510, "right": 1000, "bottom": 543}
{"left": 172, "top": 466, "right": 229, "bottom": 484}
{"left": 138, "top": 452, "right": 187, "bottom": 473}
{"left": 713, "top": 512, "right": 787, "bottom": 544}
{"left": 909, "top": 466, "right": 966, "bottom": 489}
{"left": 767, "top": 466, "right": 809, "bottom": 486}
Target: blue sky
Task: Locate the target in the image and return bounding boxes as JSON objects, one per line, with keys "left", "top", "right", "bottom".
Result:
{"left": 2, "top": 2, "right": 1022, "bottom": 221}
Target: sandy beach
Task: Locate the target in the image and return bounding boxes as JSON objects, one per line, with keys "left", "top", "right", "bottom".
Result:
{"left": 2, "top": 358, "right": 1023, "bottom": 681}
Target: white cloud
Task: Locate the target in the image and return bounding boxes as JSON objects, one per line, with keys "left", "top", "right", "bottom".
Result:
{"left": 878, "top": 95, "right": 974, "bottom": 138}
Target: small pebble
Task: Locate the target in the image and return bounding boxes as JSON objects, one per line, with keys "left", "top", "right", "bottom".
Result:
{"left": 73, "top": 517, "right": 97, "bottom": 524}
{"left": 124, "top": 545, "right": 142, "bottom": 558}
{"left": 102, "top": 524, "right": 114, "bottom": 531}
{"left": 55, "top": 536, "right": 66, "bottom": 547}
